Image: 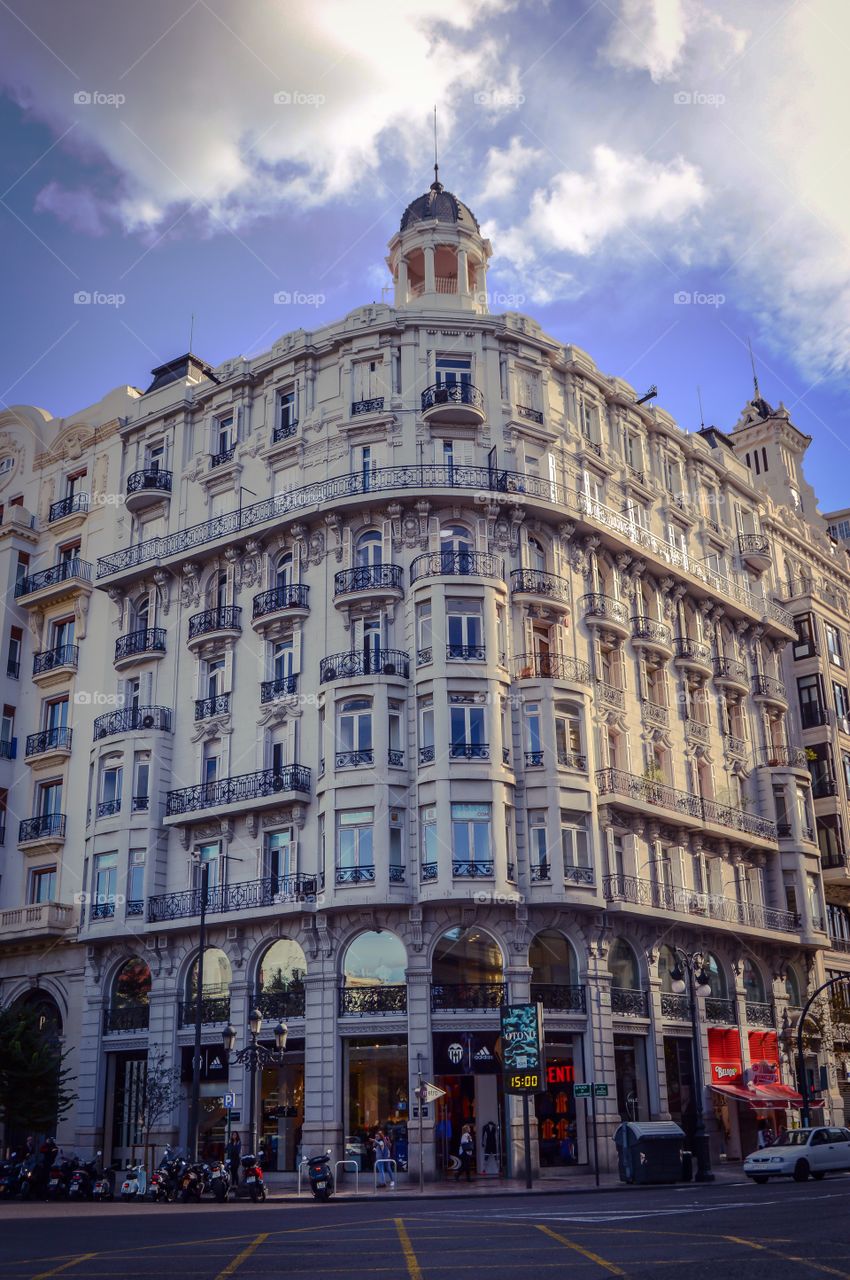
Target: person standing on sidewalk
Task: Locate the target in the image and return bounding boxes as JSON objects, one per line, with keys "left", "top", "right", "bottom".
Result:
{"left": 374, "top": 1130, "right": 394, "bottom": 1187}
{"left": 226, "top": 1131, "right": 241, "bottom": 1185}
{"left": 455, "top": 1125, "right": 474, "bottom": 1183}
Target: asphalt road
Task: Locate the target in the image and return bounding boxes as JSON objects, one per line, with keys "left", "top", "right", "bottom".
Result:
{"left": 2, "top": 1178, "right": 850, "bottom": 1280}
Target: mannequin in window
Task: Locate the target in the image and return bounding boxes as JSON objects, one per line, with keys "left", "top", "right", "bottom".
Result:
{"left": 481, "top": 1120, "right": 499, "bottom": 1175}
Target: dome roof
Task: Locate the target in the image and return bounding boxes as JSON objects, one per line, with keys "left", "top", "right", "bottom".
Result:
{"left": 400, "top": 177, "right": 480, "bottom": 233}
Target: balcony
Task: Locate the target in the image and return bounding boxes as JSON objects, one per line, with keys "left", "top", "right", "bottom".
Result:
{"left": 660, "top": 993, "right": 691, "bottom": 1020}
{"left": 430, "top": 983, "right": 506, "bottom": 1011}
{"left": 513, "top": 653, "right": 591, "bottom": 685}
{"left": 178, "top": 992, "right": 231, "bottom": 1026}
{"left": 603, "top": 873, "right": 799, "bottom": 933}
{"left": 510, "top": 568, "right": 570, "bottom": 611}
{"left": 410, "top": 550, "right": 503, "bottom": 585}
{"left": 25, "top": 726, "right": 72, "bottom": 765}
{"left": 320, "top": 649, "right": 409, "bottom": 682}
{"left": 125, "top": 467, "right": 173, "bottom": 513}
{"left": 447, "top": 643, "right": 486, "bottom": 662}
{"left": 738, "top": 532, "right": 771, "bottom": 572}
{"left": 641, "top": 700, "right": 668, "bottom": 729}
{"left": 420, "top": 382, "right": 485, "bottom": 426}
{"left": 351, "top": 396, "right": 386, "bottom": 417}
{"left": 32, "top": 644, "right": 78, "bottom": 685}
{"left": 580, "top": 593, "right": 630, "bottom": 638}
{"left": 596, "top": 681, "right": 626, "bottom": 711}
{"left": 16, "top": 558, "right": 92, "bottom": 607}
{"left": 333, "top": 564, "right": 403, "bottom": 605}
{"left": 103, "top": 1005, "right": 150, "bottom": 1034}
{"left": 746, "top": 1001, "right": 775, "bottom": 1028}
{"left": 187, "top": 606, "right": 242, "bottom": 649}
{"left": 452, "top": 860, "right": 495, "bottom": 877}
{"left": 673, "top": 636, "right": 713, "bottom": 675}
{"left": 165, "top": 764, "right": 311, "bottom": 820}
{"left": 419, "top": 746, "right": 435, "bottom": 766}
{"left": 195, "top": 693, "right": 231, "bottom": 720}
{"left": 801, "top": 704, "right": 832, "bottom": 731}
{"left": 93, "top": 705, "right": 172, "bottom": 740}
{"left": 611, "top": 988, "right": 650, "bottom": 1017}
{"left": 148, "top": 873, "right": 318, "bottom": 922}
{"left": 713, "top": 655, "right": 749, "bottom": 692}
{"left": 114, "top": 627, "right": 166, "bottom": 669}
{"left": 705, "top": 997, "right": 737, "bottom": 1026}
{"left": 210, "top": 445, "right": 236, "bottom": 469}
{"left": 339, "top": 985, "right": 407, "bottom": 1016}
{"left": 0, "top": 901, "right": 77, "bottom": 941}
{"left": 558, "top": 749, "right": 588, "bottom": 771}
{"left": 685, "top": 718, "right": 710, "bottom": 745}
{"left": 630, "top": 616, "right": 673, "bottom": 656}
{"left": 449, "top": 742, "right": 490, "bottom": 761}
{"left": 724, "top": 734, "right": 747, "bottom": 760}
{"left": 754, "top": 746, "right": 808, "bottom": 771}
{"left": 272, "top": 418, "right": 298, "bottom": 444}
{"left": 596, "top": 767, "right": 777, "bottom": 842}
{"left": 530, "top": 983, "right": 587, "bottom": 1013}
{"left": 753, "top": 673, "right": 789, "bottom": 709}
{"left": 19, "top": 813, "right": 66, "bottom": 850}
{"left": 48, "top": 493, "right": 89, "bottom": 524}
{"left": 336, "top": 865, "right": 375, "bottom": 885}
{"left": 254, "top": 985, "right": 306, "bottom": 1020}
{"left": 336, "top": 749, "right": 374, "bottom": 770}
{"left": 525, "top": 749, "right": 545, "bottom": 768}
{"left": 251, "top": 584, "right": 310, "bottom": 630}
{"left": 260, "top": 676, "right": 297, "bottom": 703}
{"left": 96, "top": 799, "right": 121, "bottom": 819}
{"left": 0, "top": 737, "right": 16, "bottom": 760}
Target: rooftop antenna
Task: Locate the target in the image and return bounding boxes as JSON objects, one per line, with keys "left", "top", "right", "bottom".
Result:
{"left": 697, "top": 385, "right": 705, "bottom": 430}
{"left": 747, "top": 335, "right": 760, "bottom": 400}
{"left": 432, "top": 105, "right": 440, "bottom": 188}
{"left": 189, "top": 312, "right": 195, "bottom": 353}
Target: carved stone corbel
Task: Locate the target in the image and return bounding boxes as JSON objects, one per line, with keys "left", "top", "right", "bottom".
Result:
{"left": 180, "top": 562, "right": 201, "bottom": 608}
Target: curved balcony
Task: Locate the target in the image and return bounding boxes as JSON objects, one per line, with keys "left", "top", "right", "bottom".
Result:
{"left": 19, "top": 813, "right": 66, "bottom": 850}
{"left": 125, "top": 468, "right": 172, "bottom": 512}
{"left": 420, "top": 382, "right": 485, "bottom": 425}
{"left": 603, "top": 873, "right": 798, "bottom": 934}
{"left": 447, "top": 643, "right": 486, "bottom": 662}
{"left": 165, "top": 764, "right": 311, "bottom": 820}
{"left": 596, "top": 767, "right": 777, "bottom": 843}
{"left": 579, "top": 593, "right": 630, "bottom": 638}
{"left": 148, "top": 874, "right": 318, "bottom": 923}
{"left": 753, "top": 745, "right": 809, "bottom": 772}
{"left": 753, "top": 673, "right": 789, "bottom": 710}
{"left": 333, "top": 563, "right": 404, "bottom": 607}
{"left": 93, "top": 705, "right": 172, "bottom": 740}
{"left": 630, "top": 615, "right": 673, "bottom": 657}
{"left": 251, "top": 584, "right": 310, "bottom": 631}
{"left": 713, "top": 655, "right": 749, "bottom": 692}
{"left": 16, "top": 558, "right": 92, "bottom": 608}
{"left": 32, "top": 644, "right": 78, "bottom": 686}
{"left": 410, "top": 550, "right": 504, "bottom": 585}
{"left": 449, "top": 741, "right": 489, "bottom": 761}
{"left": 187, "top": 606, "right": 242, "bottom": 649}
{"left": 513, "top": 653, "right": 592, "bottom": 685}
{"left": 738, "top": 532, "right": 771, "bottom": 572}
{"left": 510, "top": 568, "right": 570, "bottom": 611}
{"left": 320, "top": 649, "right": 409, "bottom": 683}
{"left": 48, "top": 493, "right": 89, "bottom": 524}
{"left": 114, "top": 627, "right": 166, "bottom": 670}
{"left": 673, "top": 636, "right": 713, "bottom": 675}
{"left": 25, "top": 726, "right": 72, "bottom": 765}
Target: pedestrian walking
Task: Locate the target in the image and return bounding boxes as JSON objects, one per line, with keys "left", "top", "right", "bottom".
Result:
{"left": 226, "top": 1131, "right": 241, "bottom": 1184}
{"left": 455, "top": 1125, "right": 474, "bottom": 1183}
{"left": 374, "top": 1129, "right": 394, "bottom": 1187}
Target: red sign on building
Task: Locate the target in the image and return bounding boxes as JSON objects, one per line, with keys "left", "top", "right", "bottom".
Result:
{"left": 708, "top": 1028, "right": 743, "bottom": 1085}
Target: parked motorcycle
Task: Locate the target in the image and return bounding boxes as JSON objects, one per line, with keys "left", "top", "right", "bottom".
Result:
{"left": 0, "top": 1159, "right": 19, "bottom": 1199}
{"left": 92, "top": 1161, "right": 115, "bottom": 1202}
{"left": 120, "top": 1160, "right": 147, "bottom": 1201}
{"left": 68, "top": 1154, "right": 103, "bottom": 1202}
{"left": 207, "top": 1159, "right": 231, "bottom": 1203}
{"left": 47, "top": 1156, "right": 80, "bottom": 1201}
{"left": 239, "top": 1153, "right": 266, "bottom": 1203}
{"left": 178, "top": 1161, "right": 209, "bottom": 1203}
{"left": 147, "top": 1147, "right": 186, "bottom": 1203}
{"left": 17, "top": 1155, "right": 39, "bottom": 1200}
{"left": 306, "top": 1151, "right": 334, "bottom": 1201}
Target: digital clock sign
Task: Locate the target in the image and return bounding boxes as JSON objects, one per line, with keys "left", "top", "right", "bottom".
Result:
{"left": 500, "top": 1003, "right": 545, "bottom": 1095}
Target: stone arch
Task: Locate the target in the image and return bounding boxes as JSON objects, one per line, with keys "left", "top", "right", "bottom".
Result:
{"left": 607, "top": 936, "right": 642, "bottom": 989}
{"left": 430, "top": 924, "right": 504, "bottom": 984}
{"left": 340, "top": 929, "right": 407, "bottom": 986}
{"left": 529, "top": 929, "right": 579, "bottom": 986}
{"left": 742, "top": 955, "right": 767, "bottom": 1004}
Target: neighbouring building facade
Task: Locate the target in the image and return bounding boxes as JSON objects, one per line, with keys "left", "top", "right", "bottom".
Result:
{"left": 2, "top": 176, "right": 850, "bottom": 1178}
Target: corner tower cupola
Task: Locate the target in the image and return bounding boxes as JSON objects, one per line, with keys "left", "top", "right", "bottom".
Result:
{"left": 387, "top": 165, "right": 492, "bottom": 313}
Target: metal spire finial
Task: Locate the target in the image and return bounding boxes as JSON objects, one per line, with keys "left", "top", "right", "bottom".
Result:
{"left": 747, "top": 336, "right": 760, "bottom": 400}
{"left": 697, "top": 385, "right": 705, "bottom": 430}
{"left": 432, "top": 105, "right": 441, "bottom": 189}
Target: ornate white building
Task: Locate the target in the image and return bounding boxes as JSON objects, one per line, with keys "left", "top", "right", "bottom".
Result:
{"left": 0, "top": 175, "right": 844, "bottom": 1178}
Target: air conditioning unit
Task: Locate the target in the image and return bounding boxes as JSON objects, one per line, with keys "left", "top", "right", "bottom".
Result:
{"left": 383, "top": 663, "right": 396, "bottom": 675}
{"left": 142, "top": 715, "right": 155, "bottom": 729}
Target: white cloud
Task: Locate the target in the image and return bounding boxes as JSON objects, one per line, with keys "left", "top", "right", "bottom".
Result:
{"left": 34, "top": 181, "right": 109, "bottom": 235}
{"left": 602, "top": 0, "right": 748, "bottom": 83}
{"left": 475, "top": 136, "right": 544, "bottom": 203}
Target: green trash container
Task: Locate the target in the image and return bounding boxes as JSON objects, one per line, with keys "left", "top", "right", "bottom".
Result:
{"left": 613, "top": 1122, "right": 687, "bottom": 1185}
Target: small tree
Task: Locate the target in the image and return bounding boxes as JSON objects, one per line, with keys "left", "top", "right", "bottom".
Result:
{"left": 0, "top": 1005, "right": 76, "bottom": 1144}
{"left": 135, "top": 1049, "right": 182, "bottom": 1171}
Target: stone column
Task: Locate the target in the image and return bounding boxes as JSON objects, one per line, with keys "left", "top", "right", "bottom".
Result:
{"left": 423, "top": 245, "right": 436, "bottom": 295}
{"left": 586, "top": 942, "right": 618, "bottom": 1173}
{"left": 457, "top": 247, "right": 469, "bottom": 297}
{"left": 396, "top": 257, "right": 409, "bottom": 306}
{"left": 301, "top": 968, "right": 342, "bottom": 1162}
{"left": 405, "top": 964, "right": 435, "bottom": 1182}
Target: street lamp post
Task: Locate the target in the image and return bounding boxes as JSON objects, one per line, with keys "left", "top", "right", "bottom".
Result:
{"left": 222, "top": 1011, "right": 288, "bottom": 1158}
{"left": 670, "top": 949, "right": 715, "bottom": 1183}
{"left": 187, "top": 858, "right": 210, "bottom": 1162}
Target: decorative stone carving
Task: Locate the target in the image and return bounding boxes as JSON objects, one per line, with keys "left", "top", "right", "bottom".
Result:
{"left": 180, "top": 562, "right": 201, "bottom": 608}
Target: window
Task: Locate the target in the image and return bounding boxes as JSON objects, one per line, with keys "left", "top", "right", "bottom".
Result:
{"left": 449, "top": 699, "right": 487, "bottom": 758}
{"left": 193, "top": 841, "right": 223, "bottom": 890}
{"left": 798, "top": 674, "right": 824, "bottom": 728}
{"left": 213, "top": 413, "right": 235, "bottom": 457}
{"left": 389, "top": 810, "right": 404, "bottom": 871}
{"left": 525, "top": 703, "right": 543, "bottom": 764}
{"left": 337, "top": 698, "right": 373, "bottom": 766}
{"left": 29, "top": 866, "right": 57, "bottom": 904}
{"left": 388, "top": 703, "right": 403, "bottom": 765}
{"left": 808, "top": 743, "right": 834, "bottom": 798}
{"left": 578, "top": 397, "right": 596, "bottom": 442}
{"left": 38, "top": 779, "right": 62, "bottom": 816}
{"left": 834, "top": 682, "right": 850, "bottom": 729}
{"left": 337, "top": 809, "right": 374, "bottom": 871}
{"left": 93, "top": 852, "right": 118, "bottom": 911}
{"left": 146, "top": 439, "right": 166, "bottom": 470}
{"left": 843, "top": 752, "right": 850, "bottom": 794}
{"left": 278, "top": 389, "right": 296, "bottom": 434}
{"left": 133, "top": 753, "right": 150, "bottom": 811}
{"left": 555, "top": 706, "right": 583, "bottom": 767}
{"left": 561, "top": 811, "right": 590, "bottom": 873}
{"left": 436, "top": 355, "right": 471, "bottom": 391}
{"left": 58, "top": 541, "right": 81, "bottom": 566}
{"left": 451, "top": 802, "right": 491, "bottom": 866}
{"left": 44, "top": 697, "right": 68, "bottom": 731}
{"left": 355, "top": 530, "right": 382, "bottom": 567}
{"left": 273, "top": 637, "right": 294, "bottom": 681}
{"left": 446, "top": 599, "right": 483, "bottom": 658}
{"left": 528, "top": 811, "right": 549, "bottom": 871}
{"left": 826, "top": 624, "right": 844, "bottom": 668}
{"left": 204, "top": 655, "right": 226, "bottom": 699}
{"left": 418, "top": 697, "right": 434, "bottom": 762}
{"left": 127, "top": 849, "right": 145, "bottom": 906}
{"left": 275, "top": 553, "right": 293, "bottom": 589}
{"left": 15, "top": 553, "right": 29, "bottom": 591}
{"left": 52, "top": 616, "right": 75, "bottom": 650}
{"left": 202, "top": 743, "right": 219, "bottom": 786}
{"left": 99, "top": 764, "right": 123, "bottom": 815}
{"left": 421, "top": 805, "right": 438, "bottom": 869}
{"left": 264, "top": 829, "right": 296, "bottom": 883}
{"left": 7, "top": 626, "right": 21, "bottom": 678}
{"left": 1, "top": 705, "right": 14, "bottom": 748}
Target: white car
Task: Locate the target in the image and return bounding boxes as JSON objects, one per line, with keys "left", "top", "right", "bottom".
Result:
{"left": 744, "top": 1127, "right": 850, "bottom": 1183}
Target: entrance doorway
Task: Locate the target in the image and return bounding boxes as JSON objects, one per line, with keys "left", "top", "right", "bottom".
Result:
{"left": 433, "top": 1073, "right": 504, "bottom": 1177}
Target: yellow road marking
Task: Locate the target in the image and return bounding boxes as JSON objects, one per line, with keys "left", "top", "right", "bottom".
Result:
{"left": 537, "top": 1224, "right": 626, "bottom": 1276}
{"left": 395, "top": 1219, "right": 423, "bottom": 1280}
{"left": 212, "top": 1233, "right": 268, "bottom": 1280}
{"left": 31, "top": 1255, "right": 96, "bottom": 1280}
{"left": 724, "top": 1234, "right": 850, "bottom": 1279}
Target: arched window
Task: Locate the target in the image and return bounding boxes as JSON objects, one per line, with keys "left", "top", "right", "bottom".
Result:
{"left": 215, "top": 571, "right": 227, "bottom": 610}
{"left": 784, "top": 966, "right": 802, "bottom": 1008}
{"left": 355, "top": 530, "right": 382, "bottom": 568}
{"left": 187, "top": 947, "right": 232, "bottom": 1001}
{"left": 432, "top": 926, "right": 503, "bottom": 985}
{"left": 342, "top": 930, "right": 407, "bottom": 986}
{"left": 113, "top": 957, "right": 151, "bottom": 1007}
{"left": 608, "top": 938, "right": 640, "bottom": 989}
{"left": 743, "top": 957, "right": 766, "bottom": 1004}
{"left": 529, "top": 930, "right": 578, "bottom": 987}
{"left": 276, "top": 553, "right": 293, "bottom": 589}
{"left": 256, "top": 938, "right": 307, "bottom": 1018}
{"left": 440, "top": 524, "right": 473, "bottom": 574}
{"left": 703, "top": 953, "right": 728, "bottom": 998}
{"left": 658, "top": 944, "right": 679, "bottom": 992}
{"left": 12, "top": 989, "right": 62, "bottom": 1039}
{"left": 134, "top": 595, "right": 149, "bottom": 631}
{"left": 527, "top": 537, "right": 546, "bottom": 573}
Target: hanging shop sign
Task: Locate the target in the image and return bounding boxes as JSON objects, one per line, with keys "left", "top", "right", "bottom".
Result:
{"left": 707, "top": 1028, "right": 743, "bottom": 1085}
{"left": 432, "top": 1031, "right": 501, "bottom": 1075}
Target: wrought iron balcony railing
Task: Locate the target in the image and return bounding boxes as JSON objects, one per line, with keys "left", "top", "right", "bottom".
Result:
{"left": 419, "top": 745, "right": 435, "bottom": 765}
{"left": 25, "top": 726, "right": 72, "bottom": 757}
{"left": 388, "top": 749, "right": 404, "bottom": 768}
{"left": 530, "top": 983, "right": 587, "bottom": 1013}
{"left": 352, "top": 397, "right": 385, "bottom": 415}
{"left": 97, "top": 799, "right": 121, "bottom": 818}
{"left": 320, "top": 649, "right": 409, "bottom": 682}
{"left": 452, "top": 860, "right": 495, "bottom": 877}
{"left": 754, "top": 673, "right": 787, "bottom": 701}
{"left": 260, "top": 676, "right": 297, "bottom": 703}
{"left": 557, "top": 750, "right": 587, "bottom": 772}
{"left": 446, "top": 643, "right": 486, "bottom": 661}
{"left": 178, "top": 995, "right": 231, "bottom": 1026}
{"left": 48, "top": 493, "right": 89, "bottom": 522}
{"left": 19, "top": 813, "right": 66, "bottom": 843}
{"left": 755, "top": 746, "right": 808, "bottom": 769}
{"left": 210, "top": 445, "right": 236, "bottom": 468}
{"left": 33, "top": 644, "right": 78, "bottom": 676}
{"left": 254, "top": 985, "right": 306, "bottom": 1019}
{"left": 746, "top": 1001, "right": 775, "bottom": 1028}
{"left": 166, "top": 765, "right": 311, "bottom": 816}
{"left": 125, "top": 898, "right": 144, "bottom": 915}
{"left": 90, "top": 900, "right": 115, "bottom": 920}
{"left": 421, "top": 382, "right": 484, "bottom": 412}
{"left": 517, "top": 404, "right": 544, "bottom": 424}
{"left": 431, "top": 982, "right": 506, "bottom": 1011}
{"left": 195, "top": 693, "right": 231, "bottom": 720}
{"left": 93, "top": 705, "right": 172, "bottom": 740}
{"left": 530, "top": 862, "right": 550, "bottom": 882}
{"left": 705, "top": 997, "right": 737, "bottom": 1025}
{"left": 336, "top": 749, "right": 374, "bottom": 769}
{"left": 126, "top": 467, "right": 172, "bottom": 496}
{"left": 410, "top": 550, "right": 504, "bottom": 584}
{"left": 713, "top": 655, "right": 749, "bottom": 684}
{"left": 511, "top": 568, "right": 570, "bottom": 603}
{"left": 596, "top": 768, "right": 777, "bottom": 841}
{"left": 339, "top": 985, "right": 407, "bottom": 1016}
{"left": 596, "top": 680, "right": 626, "bottom": 710}
{"left": 0, "top": 737, "right": 16, "bottom": 760}
{"left": 252, "top": 584, "right": 310, "bottom": 618}
{"left": 449, "top": 742, "right": 489, "bottom": 761}
{"left": 631, "top": 615, "right": 673, "bottom": 646}
{"left": 188, "top": 606, "right": 242, "bottom": 639}
{"left": 674, "top": 637, "right": 712, "bottom": 664}
{"left": 580, "top": 593, "right": 629, "bottom": 626}
{"left": 421, "top": 862, "right": 438, "bottom": 881}
{"left": 272, "top": 419, "right": 298, "bottom": 443}
{"left": 336, "top": 865, "right": 375, "bottom": 885}
{"left": 738, "top": 532, "right": 770, "bottom": 557}
{"left": 611, "top": 987, "right": 649, "bottom": 1017}
{"left": 641, "top": 700, "right": 668, "bottom": 728}
{"left": 603, "top": 872, "right": 798, "bottom": 932}
{"left": 148, "top": 874, "right": 318, "bottom": 922}
{"left": 17, "top": 558, "right": 92, "bottom": 598}
{"left": 525, "top": 750, "right": 545, "bottom": 768}
{"left": 132, "top": 796, "right": 149, "bottom": 813}
{"left": 334, "top": 564, "right": 403, "bottom": 595}
{"left": 660, "top": 993, "right": 690, "bottom": 1020}
{"left": 417, "top": 647, "right": 432, "bottom": 665}
{"left": 564, "top": 865, "right": 595, "bottom": 886}
{"left": 115, "top": 627, "right": 166, "bottom": 662}
{"left": 103, "top": 1004, "right": 150, "bottom": 1033}
{"left": 513, "top": 652, "right": 592, "bottom": 683}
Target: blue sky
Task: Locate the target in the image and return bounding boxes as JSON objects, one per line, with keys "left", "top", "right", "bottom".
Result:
{"left": 1, "top": 0, "right": 848, "bottom": 508}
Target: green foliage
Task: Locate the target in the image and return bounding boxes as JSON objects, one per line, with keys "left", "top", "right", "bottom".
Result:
{"left": 0, "top": 1005, "right": 75, "bottom": 1135}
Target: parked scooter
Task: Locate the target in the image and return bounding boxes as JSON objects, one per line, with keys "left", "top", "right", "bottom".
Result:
{"left": 92, "top": 1160, "right": 115, "bottom": 1202}
{"left": 178, "top": 1161, "right": 209, "bottom": 1203}
{"left": 0, "top": 1159, "right": 19, "bottom": 1199}
{"left": 239, "top": 1153, "right": 266, "bottom": 1202}
{"left": 47, "top": 1155, "right": 79, "bottom": 1200}
{"left": 120, "top": 1160, "right": 147, "bottom": 1201}
{"left": 208, "top": 1158, "right": 231, "bottom": 1203}
{"left": 68, "top": 1154, "right": 104, "bottom": 1202}
{"left": 147, "top": 1147, "right": 186, "bottom": 1203}
{"left": 17, "top": 1155, "right": 39, "bottom": 1200}
{"left": 306, "top": 1151, "right": 334, "bottom": 1201}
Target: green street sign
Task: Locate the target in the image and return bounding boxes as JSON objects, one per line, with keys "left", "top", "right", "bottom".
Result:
{"left": 574, "top": 1083, "right": 591, "bottom": 1097}
{"left": 594, "top": 1083, "right": 609, "bottom": 1097}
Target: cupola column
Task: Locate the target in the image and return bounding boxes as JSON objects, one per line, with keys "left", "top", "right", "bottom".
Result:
{"left": 396, "top": 257, "right": 409, "bottom": 306}
{"left": 457, "top": 247, "right": 469, "bottom": 297}
{"left": 423, "top": 244, "right": 436, "bottom": 294}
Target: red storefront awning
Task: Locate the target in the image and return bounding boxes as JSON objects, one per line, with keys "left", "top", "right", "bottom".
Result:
{"left": 711, "top": 1082, "right": 825, "bottom": 1109}
{"left": 711, "top": 1083, "right": 756, "bottom": 1103}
